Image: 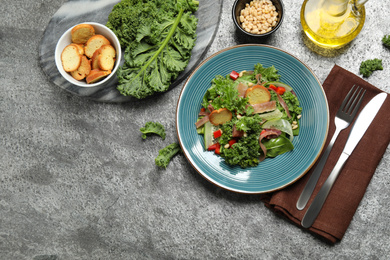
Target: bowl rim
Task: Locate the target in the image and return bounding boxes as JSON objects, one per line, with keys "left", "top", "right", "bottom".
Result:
{"left": 54, "top": 21, "right": 122, "bottom": 88}
{"left": 232, "top": 0, "right": 284, "bottom": 37}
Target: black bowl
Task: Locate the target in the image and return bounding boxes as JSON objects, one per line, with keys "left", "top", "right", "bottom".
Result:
{"left": 232, "top": 0, "right": 284, "bottom": 39}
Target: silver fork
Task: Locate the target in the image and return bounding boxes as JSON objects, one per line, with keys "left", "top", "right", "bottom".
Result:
{"left": 296, "top": 85, "right": 366, "bottom": 210}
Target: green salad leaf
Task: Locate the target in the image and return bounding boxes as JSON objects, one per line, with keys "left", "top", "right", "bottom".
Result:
{"left": 234, "top": 114, "right": 263, "bottom": 133}
{"left": 262, "top": 135, "right": 294, "bottom": 158}
{"left": 272, "top": 91, "right": 302, "bottom": 123}
{"left": 201, "top": 75, "right": 252, "bottom": 115}
{"left": 155, "top": 143, "right": 182, "bottom": 168}
{"left": 107, "top": 0, "right": 199, "bottom": 99}
{"left": 140, "top": 122, "right": 166, "bottom": 140}
{"left": 254, "top": 63, "right": 281, "bottom": 82}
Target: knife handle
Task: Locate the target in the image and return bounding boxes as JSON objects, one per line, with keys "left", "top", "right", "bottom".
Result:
{"left": 301, "top": 152, "right": 349, "bottom": 228}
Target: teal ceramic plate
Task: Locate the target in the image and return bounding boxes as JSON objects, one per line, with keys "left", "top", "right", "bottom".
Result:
{"left": 176, "top": 44, "right": 329, "bottom": 194}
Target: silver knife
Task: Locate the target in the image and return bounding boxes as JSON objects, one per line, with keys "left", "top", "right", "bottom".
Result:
{"left": 301, "top": 92, "right": 387, "bottom": 229}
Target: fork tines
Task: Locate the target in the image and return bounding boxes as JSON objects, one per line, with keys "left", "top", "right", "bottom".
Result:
{"left": 341, "top": 85, "right": 366, "bottom": 117}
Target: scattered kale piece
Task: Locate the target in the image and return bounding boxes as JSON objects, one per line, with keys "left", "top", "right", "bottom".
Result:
{"left": 382, "top": 35, "right": 390, "bottom": 49}
{"left": 140, "top": 122, "right": 166, "bottom": 140}
{"left": 155, "top": 143, "right": 182, "bottom": 168}
{"left": 359, "top": 58, "right": 383, "bottom": 77}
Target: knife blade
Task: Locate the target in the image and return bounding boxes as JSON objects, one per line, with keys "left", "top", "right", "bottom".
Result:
{"left": 301, "top": 92, "right": 387, "bottom": 229}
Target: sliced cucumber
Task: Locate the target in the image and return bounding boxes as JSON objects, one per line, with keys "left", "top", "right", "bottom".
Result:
{"left": 197, "top": 126, "right": 204, "bottom": 134}
{"left": 265, "top": 81, "right": 293, "bottom": 92}
{"left": 262, "top": 118, "right": 294, "bottom": 141}
{"left": 259, "top": 109, "right": 283, "bottom": 121}
{"left": 204, "top": 122, "right": 218, "bottom": 149}
{"left": 196, "top": 118, "right": 205, "bottom": 134}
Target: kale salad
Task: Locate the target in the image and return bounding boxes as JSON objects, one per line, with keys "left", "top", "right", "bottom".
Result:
{"left": 195, "top": 63, "right": 302, "bottom": 168}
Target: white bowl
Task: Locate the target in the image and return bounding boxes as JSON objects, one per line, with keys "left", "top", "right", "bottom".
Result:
{"left": 54, "top": 22, "right": 121, "bottom": 88}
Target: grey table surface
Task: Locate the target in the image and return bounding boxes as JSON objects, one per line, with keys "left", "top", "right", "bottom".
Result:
{"left": 1, "top": 0, "right": 390, "bottom": 259}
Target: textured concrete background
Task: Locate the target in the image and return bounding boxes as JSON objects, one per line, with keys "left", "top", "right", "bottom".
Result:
{"left": 1, "top": 0, "right": 390, "bottom": 259}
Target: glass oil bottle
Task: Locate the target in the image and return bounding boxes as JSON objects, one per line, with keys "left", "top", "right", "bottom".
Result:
{"left": 300, "top": 0, "right": 367, "bottom": 49}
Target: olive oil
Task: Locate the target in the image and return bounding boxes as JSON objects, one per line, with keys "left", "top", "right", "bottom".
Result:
{"left": 301, "top": 0, "right": 365, "bottom": 49}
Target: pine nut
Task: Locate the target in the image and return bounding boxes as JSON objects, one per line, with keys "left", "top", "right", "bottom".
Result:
{"left": 239, "top": 0, "right": 279, "bottom": 35}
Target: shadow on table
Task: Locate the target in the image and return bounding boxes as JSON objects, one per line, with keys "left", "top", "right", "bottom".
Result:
{"left": 233, "top": 28, "right": 352, "bottom": 58}
{"left": 233, "top": 29, "right": 274, "bottom": 45}
{"left": 300, "top": 30, "right": 352, "bottom": 57}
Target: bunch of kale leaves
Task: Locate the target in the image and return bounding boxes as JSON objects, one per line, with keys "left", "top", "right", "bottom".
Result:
{"left": 107, "top": 0, "right": 199, "bottom": 99}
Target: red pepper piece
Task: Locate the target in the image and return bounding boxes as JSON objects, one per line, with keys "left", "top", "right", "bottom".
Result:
{"left": 228, "top": 139, "right": 237, "bottom": 147}
{"left": 213, "top": 129, "right": 222, "bottom": 138}
{"left": 208, "top": 142, "right": 220, "bottom": 151}
{"left": 215, "top": 144, "right": 221, "bottom": 155}
{"left": 268, "top": 84, "right": 277, "bottom": 91}
{"left": 276, "top": 86, "right": 286, "bottom": 95}
{"left": 230, "top": 70, "right": 239, "bottom": 80}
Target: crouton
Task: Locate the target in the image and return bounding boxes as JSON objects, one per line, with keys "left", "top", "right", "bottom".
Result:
{"left": 245, "top": 85, "right": 271, "bottom": 104}
{"left": 84, "top": 35, "right": 111, "bottom": 58}
{"left": 70, "top": 55, "right": 91, "bottom": 80}
{"left": 209, "top": 108, "right": 233, "bottom": 126}
{"left": 97, "top": 45, "right": 116, "bottom": 71}
{"left": 70, "top": 43, "right": 85, "bottom": 55}
{"left": 71, "top": 24, "right": 95, "bottom": 44}
{"left": 90, "top": 50, "right": 100, "bottom": 70}
{"left": 86, "top": 69, "right": 111, "bottom": 84}
{"left": 61, "top": 44, "right": 82, "bottom": 72}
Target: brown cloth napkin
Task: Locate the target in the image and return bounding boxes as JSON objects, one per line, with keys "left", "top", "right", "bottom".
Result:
{"left": 260, "top": 65, "right": 390, "bottom": 244}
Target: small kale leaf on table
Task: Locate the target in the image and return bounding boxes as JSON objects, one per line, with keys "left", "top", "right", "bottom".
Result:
{"left": 107, "top": 0, "right": 199, "bottom": 99}
{"left": 359, "top": 58, "right": 383, "bottom": 78}
{"left": 155, "top": 143, "right": 182, "bottom": 169}
{"left": 140, "top": 122, "right": 166, "bottom": 140}
{"left": 383, "top": 34, "right": 390, "bottom": 48}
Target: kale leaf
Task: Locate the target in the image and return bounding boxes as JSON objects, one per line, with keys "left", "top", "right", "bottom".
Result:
{"left": 254, "top": 63, "right": 281, "bottom": 82}
{"left": 155, "top": 143, "right": 182, "bottom": 168}
{"left": 221, "top": 134, "right": 261, "bottom": 168}
{"left": 107, "top": 1, "right": 158, "bottom": 47}
{"left": 107, "top": 0, "right": 199, "bottom": 99}
{"left": 202, "top": 75, "right": 252, "bottom": 115}
{"left": 383, "top": 35, "right": 390, "bottom": 49}
{"left": 234, "top": 114, "right": 263, "bottom": 133}
{"left": 140, "top": 122, "right": 166, "bottom": 140}
{"left": 359, "top": 58, "right": 383, "bottom": 77}
{"left": 273, "top": 91, "right": 302, "bottom": 123}
{"left": 218, "top": 115, "right": 263, "bottom": 168}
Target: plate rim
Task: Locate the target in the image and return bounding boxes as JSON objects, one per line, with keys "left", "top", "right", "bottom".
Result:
{"left": 176, "top": 44, "right": 330, "bottom": 194}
